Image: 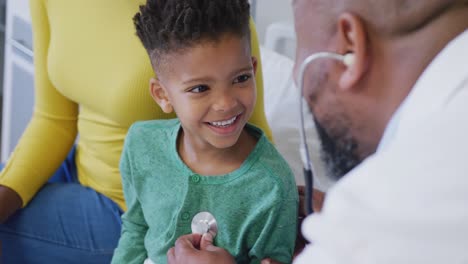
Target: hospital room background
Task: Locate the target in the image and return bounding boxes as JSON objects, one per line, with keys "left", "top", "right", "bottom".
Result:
{"left": 0, "top": 0, "right": 335, "bottom": 192}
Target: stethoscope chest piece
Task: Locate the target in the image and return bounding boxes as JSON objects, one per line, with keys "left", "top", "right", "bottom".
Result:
{"left": 191, "top": 211, "right": 218, "bottom": 238}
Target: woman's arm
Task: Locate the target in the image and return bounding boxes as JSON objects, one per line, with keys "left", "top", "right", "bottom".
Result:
{"left": 0, "top": 0, "right": 78, "bottom": 213}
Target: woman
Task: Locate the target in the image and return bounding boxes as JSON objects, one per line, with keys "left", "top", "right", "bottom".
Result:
{"left": 0, "top": 0, "right": 271, "bottom": 263}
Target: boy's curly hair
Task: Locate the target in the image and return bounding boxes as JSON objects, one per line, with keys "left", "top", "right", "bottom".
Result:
{"left": 134, "top": 0, "right": 251, "bottom": 63}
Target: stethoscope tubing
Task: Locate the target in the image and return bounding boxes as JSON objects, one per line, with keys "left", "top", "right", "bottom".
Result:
{"left": 298, "top": 52, "right": 347, "bottom": 215}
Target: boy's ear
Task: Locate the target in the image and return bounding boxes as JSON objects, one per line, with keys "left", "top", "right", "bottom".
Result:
{"left": 251, "top": 56, "right": 258, "bottom": 75}
{"left": 149, "top": 77, "right": 173, "bottom": 113}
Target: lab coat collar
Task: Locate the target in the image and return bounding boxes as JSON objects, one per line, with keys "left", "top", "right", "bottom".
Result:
{"left": 378, "top": 29, "right": 468, "bottom": 151}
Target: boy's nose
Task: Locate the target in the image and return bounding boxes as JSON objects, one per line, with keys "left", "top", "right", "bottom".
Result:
{"left": 212, "top": 93, "right": 238, "bottom": 112}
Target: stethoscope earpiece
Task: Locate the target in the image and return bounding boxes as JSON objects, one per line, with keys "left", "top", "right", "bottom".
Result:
{"left": 343, "top": 53, "right": 355, "bottom": 66}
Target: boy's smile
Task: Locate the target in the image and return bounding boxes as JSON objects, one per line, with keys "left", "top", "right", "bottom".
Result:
{"left": 150, "top": 33, "right": 257, "bottom": 161}
{"left": 206, "top": 113, "right": 242, "bottom": 135}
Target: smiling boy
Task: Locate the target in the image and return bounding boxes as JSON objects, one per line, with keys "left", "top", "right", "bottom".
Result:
{"left": 111, "top": 1, "right": 298, "bottom": 263}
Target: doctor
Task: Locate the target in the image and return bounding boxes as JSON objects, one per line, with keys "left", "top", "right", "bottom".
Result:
{"left": 292, "top": 0, "right": 468, "bottom": 262}
{"left": 168, "top": 0, "right": 468, "bottom": 263}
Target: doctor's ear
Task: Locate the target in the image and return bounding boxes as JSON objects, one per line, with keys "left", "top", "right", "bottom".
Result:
{"left": 149, "top": 77, "right": 173, "bottom": 113}
{"left": 336, "top": 12, "right": 368, "bottom": 90}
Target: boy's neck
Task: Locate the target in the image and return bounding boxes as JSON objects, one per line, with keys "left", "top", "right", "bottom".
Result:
{"left": 178, "top": 128, "right": 258, "bottom": 176}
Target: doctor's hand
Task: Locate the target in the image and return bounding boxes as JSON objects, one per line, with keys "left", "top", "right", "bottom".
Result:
{"left": 167, "top": 233, "right": 235, "bottom": 264}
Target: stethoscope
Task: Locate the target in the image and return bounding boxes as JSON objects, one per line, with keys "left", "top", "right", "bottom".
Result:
{"left": 298, "top": 52, "right": 355, "bottom": 215}
{"left": 191, "top": 211, "right": 218, "bottom": 238}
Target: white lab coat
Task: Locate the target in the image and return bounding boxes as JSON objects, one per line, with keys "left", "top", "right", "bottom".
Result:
{"left": 295, "top": 30, "right": 468, "bottom": 264}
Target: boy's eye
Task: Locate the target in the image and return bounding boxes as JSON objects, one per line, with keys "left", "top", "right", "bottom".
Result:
{"left": 189, "top": 85, "right": 209, "bottom": 93}
{"left": 233, "top": 74, "right": 252, "bottom": 84}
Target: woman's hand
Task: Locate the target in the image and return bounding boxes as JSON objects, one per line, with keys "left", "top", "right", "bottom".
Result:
{"left": 167, "top": 233, "right": 235, "bottom": 264}
{"left": 0, "top": 185, "right": 22, "bottom": 223}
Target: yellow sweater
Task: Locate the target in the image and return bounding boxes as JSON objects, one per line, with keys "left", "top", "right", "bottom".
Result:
{"left": 0, "top": 0, "right": 271, "bottom": 211}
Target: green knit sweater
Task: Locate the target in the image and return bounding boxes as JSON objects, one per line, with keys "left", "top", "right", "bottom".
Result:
{"left": 112, "top": 119, "right": 298, "bottom": 264}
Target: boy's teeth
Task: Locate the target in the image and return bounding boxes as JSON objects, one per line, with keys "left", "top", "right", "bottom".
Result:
{"left": 210, "top": 116, "right": 237, "bottom": 127}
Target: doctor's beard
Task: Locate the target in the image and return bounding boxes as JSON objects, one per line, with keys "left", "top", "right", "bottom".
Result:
{"left": 314, "top": 117, "right": 362, "bottom": 180}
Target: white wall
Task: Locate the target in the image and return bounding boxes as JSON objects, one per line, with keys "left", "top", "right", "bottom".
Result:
{"left": 252, "top": 0, "right": 296, "bottom": 59}
{"left": 253, "top": 0, "right": 293, "bottom": 42}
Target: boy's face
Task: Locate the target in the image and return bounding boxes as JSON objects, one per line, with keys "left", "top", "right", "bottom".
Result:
{"left": 150, "top": 34, "right": 257, "bottom": 150}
